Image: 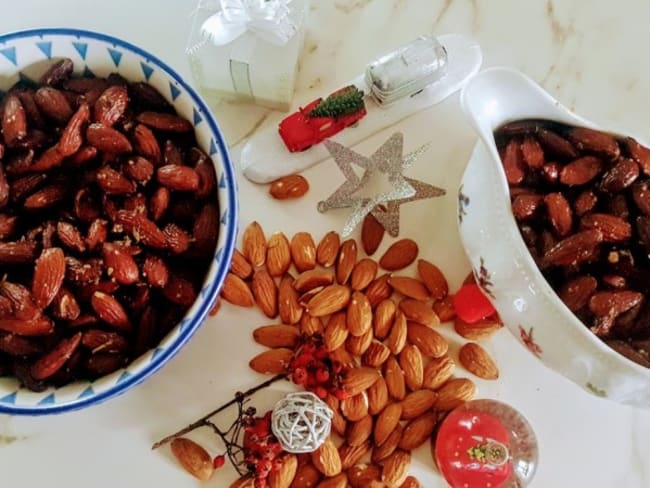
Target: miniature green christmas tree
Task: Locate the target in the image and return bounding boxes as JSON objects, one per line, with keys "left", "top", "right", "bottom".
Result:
{"left": 308, "top": 85, "right": 365, "bottom": 118}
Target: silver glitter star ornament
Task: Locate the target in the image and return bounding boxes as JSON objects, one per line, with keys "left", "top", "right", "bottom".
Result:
{"left": 317, "top": 132, "right": 445, "bottom": 237}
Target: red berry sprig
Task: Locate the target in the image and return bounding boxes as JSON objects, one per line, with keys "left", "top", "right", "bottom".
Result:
{"left": 241, "top": 411, "right": 287, "bottom": 487}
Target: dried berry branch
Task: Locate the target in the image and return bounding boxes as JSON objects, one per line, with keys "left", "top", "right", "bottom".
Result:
{"left": 151, "top": 373, "right": 287, "bottom": 450}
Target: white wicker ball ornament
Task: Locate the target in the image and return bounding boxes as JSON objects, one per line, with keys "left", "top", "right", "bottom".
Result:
{"left": 271, "top": 392, "right": 333, "bottom": 453}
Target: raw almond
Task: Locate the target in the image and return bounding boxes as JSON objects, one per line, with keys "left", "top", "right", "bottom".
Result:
{"left": 343, "top": 366, "right": 380, "bottom": 396}
{"left": 347, "top": 291, "right": 372, "bottom": 336}
{"left": 346, "top": 415, "right": 373, "bottom": 447}
{"left": 406, "top": 322, "right": 448, "bottom": 358}
{"left": 347, "top": 464, "right": 382, "bottom": 487}
{"left": 374, "top": 402, "right": 402, "bottom": 446}
{"left": 435, "top": 377, "right": 477, "bottom": 410}
{"left": 458, "top": 342, "right": 499, "bottom": 380}
{"left": 316, "top": 231, "right": 340, "bottom": 267}
{"left": 300, "top": 314, "right": 324, "bottom": 336}
{"left": 221, "top": 273, "right": 255, "bottom": 307}
{"left": 324, "top": 312, "right": 349, "bottom": 351}
{"left": 379, "top": 239, "right": 418, "bottom": 271}
{"left": 249, "top": 348, "right": 293, "bottom": 375}
{"left": 336, "top": 239, "right": 357, "bottom": 285}
{"left": 269, "top": 174, "right": 309, "bottom": 200}
{"left": 346, "top": 327, "right": 373, "bottom": 356}
{"left": 367, "top": 375, "right": 389, "bottom": 415}
{"left": 294, "top": 269, "right": 335, "bottom": 293}
{"left": 373, "top": 299, "right": 396, "bottom": 339}
{"left": 291, "top": 232, "right": 317, "bottom": 272}
{"left": 361, "top": 212, "right": 385, "bottom": 255}
{"left": 399, "top": 344, "right": 423, "bottom": 391}
{"left": 269, "top": 453, "right": 298, "bottom": 488}
{"left": 388, "top": 276, "right": 429, "bottom": 301}
{"left": 371, "top": 423, "right": 403, "bottom": 463}
{"left": 338, "top": 442, "right": 371, "bottom": 470}
{"left": 252, "top": 269, "right": 278, "bottom": 318}
{"left": 384, "top": 356, "right": 406, "bottom": 400}
{"left": 329, "top": 346, "right": 356, "bottom": 368}
{"left": 253, "top": 325, "right": 300, "bottom": 348}
{"left": 170, "top": 438, "right": 213, "bottom": 481}
{"left": 311, "top": 438, "right": 342, "bottom": 477}
{"left": 315, "top": 473, "right": 347, "bottom": 488}
{"left": 278, "top": 275, "right": 303, "bottom": 325}
{"left": 231, "top": 477, "right": 255, "bottom": 488}
{"left": 399, "top": 299, "right": 439, "bottom": 327}
{"left": 399, "top": 412, "right": 437, "bottom": 451}
{"left": 422, "top": 356, "right": 455, "bottom": 390}
{"left": 306, "top": 284, "right": 351, "bottom": 316}
{"left": 454, "top": 315, "right": 503, "bottom": 340}
{"left": 291, "top": 462, "right": 322, "bottom": 488}
{"left": 267, "top": 232, "right": 292, "bottom": 277}
{"left": 433, "top": 296, "right": 456, "bottom": 322}
{"left": 350, "top": 258, "right": 378, "bottom": 291}
{"left": 242, "top": 221, "right": 266, "bottom": 267}
{"left": 400, "top": 389, "right": 437, "bottom": 419}
{"left": 385, "top": 310, "right": 407, "bottom": 355}
{"left": 325, "top": 395, "right": 348, "bottom": 437}
{"left": 400, "top": 476, "right": 421, "bottom": 488}
{"left": 365, "top": 273, "right": 393, "bottom": 308}
{"left": 362, "top": 340, "right": 391, "bottom": 367}
{"left": 381, "top": 449, "right": 411, "bottom": 487}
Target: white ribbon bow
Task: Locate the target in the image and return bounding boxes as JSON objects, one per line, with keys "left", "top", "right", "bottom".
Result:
{"left": 201, "top": 0, "right": 298, "bottom": 46}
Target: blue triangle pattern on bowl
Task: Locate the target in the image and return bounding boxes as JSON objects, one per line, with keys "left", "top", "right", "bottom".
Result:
{"left": 107, "top": 48, "right": 122, "bottom": 67}
{"left": 0, "top": 46, "right": 17, "bottom": 65}
{"left": 169, "top": 82, "right": 181, "bottom": 101}
{"left": 209, "top": 138, "right": 218, "bottom": 156}
{"left": 193, "top": 107, "right": 203, "bottom": 126}
{"left": 83, "top": 66, "right": 95, "bottom": 78}
{"left": 200, "top": 284, "right": 210, "bottom": 299}
{"left": 178, "top": 318, "right": 190, "bottom": 332}
{"left": 220, "top": 207, "right": 229, "bottom": 227}
{"left": 151, "top": 348, "right": 165, "bottom": 363}
{"left": 140, "top": 62, "right": 154, "bottom": 81}
{"left": 19, "top": 72, "right": 35, "bottom": 85}
{"left": 218, "top": 172, "right": 227, "bottom": 188}
{"left": 0, "top": 391, "right": 17, "bottom": 404}
{"left": 72, "top": 42, "right": 88, "bottom": 60}
{"left": 38, "top": 393, "right": 55, "bottom": 406}
{"left": 36, "top": 41, "right": 52, "bottom": 59}
{"left": 117, "top": 371, "right": 132, "bottom": 384}
{"left": 213, "top": 246, "right": 224, "bottom": 267}
{"left": 77, "top": 386, "right": 95, "bottom": 400}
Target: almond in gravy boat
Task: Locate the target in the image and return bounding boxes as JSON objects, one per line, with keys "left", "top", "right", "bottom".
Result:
{"left": 458, "top": 67, "right": 650, "bottom": 408}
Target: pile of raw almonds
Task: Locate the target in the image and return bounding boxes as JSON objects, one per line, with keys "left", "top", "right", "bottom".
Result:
{"left": 213, "top": 217, "right": 503, "bottom": 488}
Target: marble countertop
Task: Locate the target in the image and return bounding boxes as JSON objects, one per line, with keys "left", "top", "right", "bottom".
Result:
{"left": 1, "top": 0, "right": 650, "bottom": 487}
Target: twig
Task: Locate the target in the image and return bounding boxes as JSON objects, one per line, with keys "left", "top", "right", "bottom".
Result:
{"left": 151, "top": 374, "right": 287, "bottom": 450}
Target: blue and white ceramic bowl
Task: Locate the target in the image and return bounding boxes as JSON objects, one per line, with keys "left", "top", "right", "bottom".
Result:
{"left": 0, "top": 29, "right": 238, "bottom": 415}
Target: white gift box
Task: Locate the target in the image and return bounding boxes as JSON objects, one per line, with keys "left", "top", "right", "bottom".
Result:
{"left": 187, "top": 0, "right": 309, "bottom": 111}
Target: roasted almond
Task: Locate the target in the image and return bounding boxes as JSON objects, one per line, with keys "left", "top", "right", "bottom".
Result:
{"left": 347, "top": 291, "right": 372, "bottom": 337}
{"left": 253, "top": 325, "right": 300, "bottom": 349}
{"left": 316, "top": 231, "right": 340, "bottom": 267}
{"left": 306, "top": 285, "right": 351, "bottom": 317}
{"left": 267, "top": 232, "right": 292, "bottom": 277}
{"left": 30, "top": 332, "right": 82, "bottom": 380}
{"left": 336, "top": 239, "right": 357, "bottom": 285}
{"left": 242, "top": 221, "right": 266, "bottom": 267}
{"left": 558, "top": 275, "right": 598, "bottom": 312}
{"left": 567, "top": 126, "right": 620, "bottom": 160}
{"left": 291, "top": 232, "right": 317, "bottom": 272}
{"left": 32, "top": 247, "right": 65, "bottom": 309}
{"left": 361, "top": 212, "right": 385, "bottom": 255}
{"left": 170, "top": 438, "right": 213, "bottom": 482}
{"left": 269, "top": 174, "right": 309, "bottom": 199}
{"left": 221, "top": 273, "right": 255, "bottom": 307}
{"left": 388, "top": 276, "right": 429, "bottom": 301}
{"left": 249, "top": 348, "right": 293, "bottom": 375}
{"left": 91, "top": 292, "right": 130, "bottom": 332}
{"left": 458, "top": 342, "right": 499, "bottom": 380}
{"left": 379, "top": 239, "right": 418, "bottom": 271}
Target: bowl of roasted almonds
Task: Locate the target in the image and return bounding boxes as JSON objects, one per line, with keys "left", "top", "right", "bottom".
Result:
{"left": 458, "top": 67, "right": 650, "bottom": 407}
{"left": 0, "top": 29, "right": 238, "bottom": 414}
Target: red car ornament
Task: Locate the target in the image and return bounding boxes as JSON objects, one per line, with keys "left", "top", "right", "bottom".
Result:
{"left": 278, "top": 85, "right": 367, "bottom": 153}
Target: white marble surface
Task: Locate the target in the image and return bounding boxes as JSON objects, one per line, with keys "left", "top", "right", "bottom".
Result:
{"left": 1, "top": 0, "right": 650, "bottom": 487}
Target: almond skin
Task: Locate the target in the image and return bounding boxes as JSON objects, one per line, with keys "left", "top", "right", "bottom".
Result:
{"left": 422, "top": 355, "right": 455, "bottom": 390}
{"left": 406, "top": 322, "right": 448, "bottom": 358}
{"left": 384, "top": 356, "right": 406, "bottom": 401}
{"left": 361, "top": 212, "right": 385, "bottom": 255}
{"left": 341, "top": 392, "right": 369, "bottom": 421}
{"left": 373, "top": 298, "right": 396, "bottom": 339}
{"left": 348, "top": 464, "right": 381, "bottom": 487}
{"left": 381, "top": 449, "right": 411, "bottom": 487}
{"left": 458, "top": 342, "right": 499, "bottom": 380}
{"left": 336, "top": 239, "right": 357, "bottom": 285}
{"left": 221, "top": 273, "right": 255, "bottom": 307}
{"left": 399, "top": 299, "right": 440, "bottom": 327}
{"left": 311, "top": 438, "right": 342, "bottom": 477}
{"left": 417, "top": 259, "right": 448, "bottom": 299}
{"left": 346, "top": 414, "right": 373, "bottom": 447}
{"left": 385, "top": 310, "right": 407, "bottom": 356}
{"left": 388, "top": 276, "right": 429, "bottom": 301}
{"left": 350, "top": 258, "right": 378, "bottom": 291}
{"left": 374, "top": 402, "right": 402, "bottom": 446}
{"left": 324, "top": 312, "right": 349, "bottom": 351}
{"left": 343, "top": 366, "right": 380, "bottom": 396}
{"left": 252, "top": 269, "right": 278, "bottom": 318}
{"left": 30, "top": 332, "right": 82, "bottom": 380}
{"left": 266, "top": 232, "right": 292, "bottom": 277}
{"left": 372, "top": 422, "right": 403, "bottom": 463}
{"left": 170, "top": 438, "right": 214, "bottom": 481}
{"left": 249, "top": 348, "right": 293, "bottom": 375}
{"left": 291, "top": 462, "right": 322, "bottom": 488}
{"left": 231, "top": 249, "right": 253, "bottom": 279}
{"left": 454, "top": 315, "right": 503, "bottom": 340}
{"left": 294, "top": 269, "right": 335, "bottom": 293}
{"left": 338, "top": 442, "right": 371, "bottom": 471}
{"left": 399, "top": 344, "right": 424, "bottom": 391}
{"left": 32, "top": 247, "right": 66, "bottom": 309}
{"left": 399, "top": 412, "right": 437, "bottom": 450}
{"left": 306, "top": 284, "right": 351, "bottom": 317}
{"left": 268, "top": 453, "right": 298, "bottom": 488}
{"left": 278, "top": 275, "right": 303, "bottom": 325}
{"left": 366, "top": 274, "right": 393, "bottom": 308}
{"left": 400, "top": 389, "right": 437, "bottom": 419}
{"left": 347, "top": 291, "right": 372, "bottom": 337}
{"left": 315, "top": 473, "right": 347, "bottom": 488}
{"left": 90, "top": 292, "right": 131, "bottom": 332}
{"left": 379, "top": 239, "right": 418, "bottom": 271}
{"left": 435, "top": 377, "right": 477, "bottom": 410}
{"left": 269, "top": 174, "right": 309, "bottom": 199}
